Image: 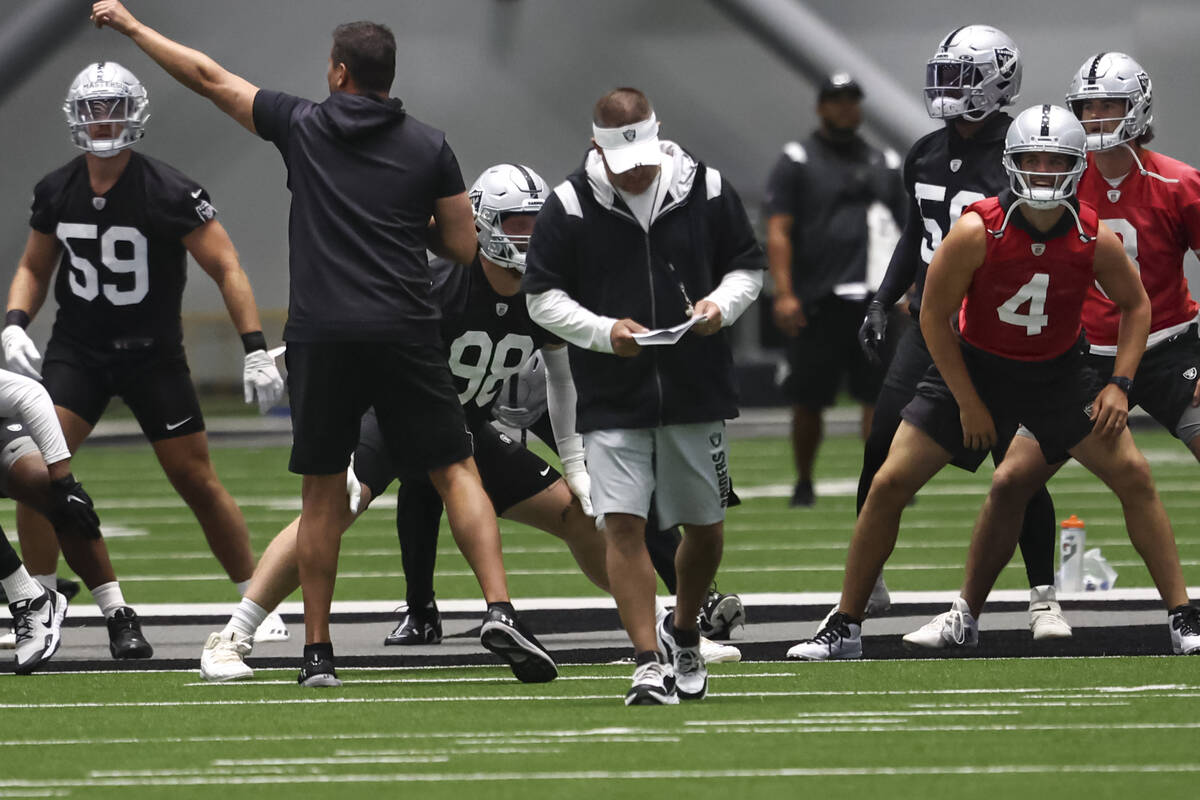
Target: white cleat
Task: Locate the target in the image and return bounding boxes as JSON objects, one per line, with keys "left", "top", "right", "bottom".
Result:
{"left": 657, "top": 614, "right": 707, "bottom": 700}
{"left": 865, "top": 574, "right": 892, "bottom": 617}
{"left": 254, "top": 610, "right": 291, "bottom": 643}
{"left": 199, "top": 631, "right": 254, "bottom": 682}
{"left": 903, "top": 597, "right": 979, "bottom": 650}
{"left": 1169, "top": 605, "right": 1200, "bottom": 655}
{"left": 1029, "top": 585, "right": 1072, "bottom": 641}
{"left": 625, "top": 655, "right": 678, "bottom": 705}
{"left": 0, "top": 629, "right": 14, "bottom": 649}
{"left": 700, "top": 636, "right": 741, "bottom": 664}
{"left": 11, "top": 589, "right": 67, "bottom": 675}
{"left": 787, "top": 612, "right": 862, "bottom": 660}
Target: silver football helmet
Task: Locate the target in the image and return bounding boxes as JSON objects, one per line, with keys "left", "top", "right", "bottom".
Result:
{"left": 925, "top": 25, "right": 1021, "bottom": 121}
{"left": 1065, "top": 52, "right": 1152, "bottom": 151}
{"left": 469, "top": 163, "right": 548, "bottom": 273}
{"left": 1003, "top": 105, "right": 1087, "bottom": 210}
{"left": 63, "top": 62, "right": 149, "bottom": 157}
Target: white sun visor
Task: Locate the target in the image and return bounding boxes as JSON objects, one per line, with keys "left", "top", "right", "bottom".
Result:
{"left": 592, "top": 112, "right": 661, "bottom": 173}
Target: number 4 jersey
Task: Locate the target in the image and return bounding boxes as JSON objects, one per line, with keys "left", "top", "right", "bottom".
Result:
{"left": 433, "top": 256, "right": 557, "bottom": 426}
{"left": 30, "top": 152, "right": 216, "bottom": 355}
{"left": 958, "top": 193, "right": 1099, "bottom": 361}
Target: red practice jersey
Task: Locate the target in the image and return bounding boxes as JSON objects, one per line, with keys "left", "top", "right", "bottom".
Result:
{"left": 1078, "top": 149, "right": 1200, "bottom": 352}
{"left": 958, "top": 196, "right": 1099, "bottom": 361}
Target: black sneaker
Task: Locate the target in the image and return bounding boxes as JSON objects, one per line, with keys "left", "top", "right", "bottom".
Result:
{"left": 789, "top": 479, "right": 815, "bottom": 508}
{"left": 297, "top": 644, "right": 342, "bottom": 688}
{"left": 698, "top": 589, "right": 746, "bottom": 640}
{"left": 383, "top": 603, "right": 442, "bottom": 646}
{"left": 107, "top": 607, "right": 153, "bottom": 659}
{"left": 479, "top": 604, "right": 557, "bottom": 683}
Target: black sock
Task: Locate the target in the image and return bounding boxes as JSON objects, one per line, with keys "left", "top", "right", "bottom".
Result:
{"left": 672, "top": 623, "right": 700, "bottom": 647}
{"left": 635, "top": 650, "right": 662, "bottom": 666}
{"left": 304, "top": 642, "right": 334, "bottom": 662}
{"left": 488, "top": 601, "right": 516, "bottom": 617}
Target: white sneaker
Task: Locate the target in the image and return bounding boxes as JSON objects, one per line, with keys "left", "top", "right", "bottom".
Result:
{"left": 624, "top": 655, "right": 678, "bottom": 705}
{"left": 700, "top": 636, "right": 741, "bottom": 663}
{"left": 1169, "top": 605, "right": 1200, "bottom": 655}
{"left": 787, "top": 612, "right": 862, "bottom": 660}
{"left": 656, "top": 614, "right": 707, "bottom": 700}
{"left": 1029, "top": 585, "right": 1072, "bottom": 641}
{"left": 254, "top": 610, "right": 291, "bottom": 643}
{"left": 10, "top": 589, "right": 67, "bottom": 675}
{"left": 199, "top": 631, "right": 254, "bottom": 682}
{"left": 902, "top": 597, "right": 979, "bottom": 650}
{"left": 866, "top": 574, "right": 892, "bottom": 617}
{"left": 0, "top": 629, "right": 14, "bottom": 649}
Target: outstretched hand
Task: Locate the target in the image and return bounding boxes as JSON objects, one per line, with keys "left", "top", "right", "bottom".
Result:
{"left": 91, "top": 1, "right": 139, "bottom": 35}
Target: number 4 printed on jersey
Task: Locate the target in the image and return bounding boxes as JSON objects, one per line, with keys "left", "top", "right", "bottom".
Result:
{"left": 997, "top": 273, "right": 1049, "bottom": 335}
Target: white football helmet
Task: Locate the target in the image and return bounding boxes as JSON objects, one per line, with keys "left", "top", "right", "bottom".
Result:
{"left": 924, "top": 25, "right": 1021, "bottom": 121}
{"left": 63, "top": 62, "right": 149, "bottom": 157}
{"left": 1003, "top": 104, "right": 1087, "bottom": 210}
{"left": 469, "top": 163, "right": 547, "bottom": 273}
{"left": 1065, "top": 52, "right": 1152, "bottom": 151}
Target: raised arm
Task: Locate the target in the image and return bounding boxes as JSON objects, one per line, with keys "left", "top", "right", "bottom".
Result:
{"left": 91, "top": 1, "right": 259, "bottom": 134}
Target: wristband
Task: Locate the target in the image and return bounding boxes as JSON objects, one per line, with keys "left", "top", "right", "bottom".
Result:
{"left": 240, "top": 331, "right": 268, "bottom": 354}
{"left": 1107, "top": 375, "right": 1133, "bottom": 394}
{"left": 5, "top": 309, "right": 30, "bottom": 329}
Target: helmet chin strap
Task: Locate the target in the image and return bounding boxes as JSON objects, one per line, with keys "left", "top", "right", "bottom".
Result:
{"left": 987, "top": 194, "right": 1095, "bottom": 244}
{"left": 1118, "top": 142, "right": 1179, "bottom": 184}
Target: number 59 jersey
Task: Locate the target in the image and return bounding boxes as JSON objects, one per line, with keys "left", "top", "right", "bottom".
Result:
{"left": 959, "top": 194, "right": 1099, "bottom": 361}
{"left": 433, "top": 256, "right": 556, "bottom": 426}
{"left": 29, "top": 152, "right": 216, "bottom": 354}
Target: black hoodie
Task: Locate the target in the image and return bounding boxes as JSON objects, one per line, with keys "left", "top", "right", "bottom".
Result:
{"left": 253, "top": 89, "right": 465, "bottom": 342}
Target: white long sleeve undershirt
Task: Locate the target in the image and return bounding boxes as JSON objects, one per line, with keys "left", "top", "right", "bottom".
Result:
{"left": 526, "top": 289, "right": 618, "bottom": 354}
{"left": 702, "top": 268, "right": 763, "bottom": 326}
{"left": 0, "top": 369, "right": 71, "bottom": 465}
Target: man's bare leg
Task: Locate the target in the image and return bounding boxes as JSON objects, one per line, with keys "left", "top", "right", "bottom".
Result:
{"left": 503, "top": 480, "right": 608, "bottom": 591}
{"left": 604, "top": 512, "right": 658, "bottom": 653}
{"left": 428, "top": 457, "right": 508, "bottom": 604}
{"left": 296, "top": 472, "right": 348, "bottom": 645}
{"left": 674, "top": 521, "right": 723, "bottom": 634}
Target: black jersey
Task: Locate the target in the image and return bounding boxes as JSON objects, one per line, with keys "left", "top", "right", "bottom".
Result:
{"left": 29, "top": 152, "right": 214, "bottom": 354}
{"left": 433, "top": 256, "right": 554, "bottom": 425}
{"left": 875, "top": 112, "right": 1011, "bottom": 316}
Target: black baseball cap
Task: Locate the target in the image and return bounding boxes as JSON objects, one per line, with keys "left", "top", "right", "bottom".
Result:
{"left": 818, "top": 72, "right": 863, "bottom": 100}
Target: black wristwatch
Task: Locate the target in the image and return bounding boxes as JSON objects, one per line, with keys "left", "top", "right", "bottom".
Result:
{"left": 1108, "top": 375, "right": 1134, "bottom": 394}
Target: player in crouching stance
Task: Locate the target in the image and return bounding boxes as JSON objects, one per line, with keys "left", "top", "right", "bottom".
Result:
{"left": 790, "top": 105, "right": 1197, "bottom": 660}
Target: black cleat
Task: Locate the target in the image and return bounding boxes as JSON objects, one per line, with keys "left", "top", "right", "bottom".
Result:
{"left": 107, "top": 607, "right": 153, "bottom": 659}
{"left": 383, "top": 603, "right": 442, "bottom": 646}
{"left": 56, "top": 577, "right": 80, "bottom": 602}
{"left": 789, "top": 479, "right": 815, "bottom": 508}
{"left": 297, "top": 645, "right": 342, "bottom": 688}
{"left": 698, "top": 590, "right": 746, "bottom": 641}
{"left": 479, "top": 604, "right": 557, "bottom": 683}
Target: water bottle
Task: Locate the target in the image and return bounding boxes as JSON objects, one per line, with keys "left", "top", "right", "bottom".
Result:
{"left": 1058, "top": 514, "right": 1086, "bottom": 593}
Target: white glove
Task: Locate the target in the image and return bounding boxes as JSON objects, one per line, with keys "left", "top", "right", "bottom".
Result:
{"left": 492, "top": 351, "right": 548, "bottom": 429}
{"left": 2, "top": 325, "right": 42, "bottom": 379}
{"left": 243, "top": 349, "right": 285, "bottom": 414}
{"left": 562, "top": 456, "right": 594, "bottom": 517}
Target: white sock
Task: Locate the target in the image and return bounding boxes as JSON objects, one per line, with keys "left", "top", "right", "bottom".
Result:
{"left": 1, "top": 566, "right": 45, "bottom": 604}
{"left": 91, "top": 581, "right": 127, "bottom": 618}
{"left": 654, "top": 596, "right": 669, "bottom": 618}
{"left": 224, "top": 597, "right": 269, "bottom": 639}
{"left": 32, "top": 573, "right": 57, "bottom": 593}
{"left": 235, "top": 579, "right": 252, "bottom": 596}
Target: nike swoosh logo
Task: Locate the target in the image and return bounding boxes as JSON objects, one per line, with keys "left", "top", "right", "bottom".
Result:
{"left": 190, "top": 188, "right": 203, "bottom": 198}
{"left": 67, "top": 495, "right": 88, "bottom": 504}
{"left": 539, "top": 467, "right": 550, "bottom": 477}
{"left": 166, "top": 417, "right": 193, "bottom": 431}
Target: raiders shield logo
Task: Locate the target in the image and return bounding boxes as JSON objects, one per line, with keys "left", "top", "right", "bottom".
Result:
{"left": 495, "top": 303, "right": 509, "bottom": 316}
{"left": 92, "top": 197, "right": 106, "bottom": 210}
{"left": 1185, "top": 367, "right": 1197, "bottom": 381}
{"left": 1031, "top": 243, "right": 1046, "bottom": 256}
{"left": 1107, "top": 189, "right": 1121, "bottom": 203}
{"left": 949, "top": 158, "right": 962, "bottom": 173}
{"left": 623, "top": 129, "right": 637, "bottom": 142}
{"left": 708, "top": 431, "right": 723, "bottom": 448}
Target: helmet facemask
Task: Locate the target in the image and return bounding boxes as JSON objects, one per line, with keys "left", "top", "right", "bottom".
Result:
{"left": 1065, "top": 53, "right": 1153, "bottom": 152}
{"left": 1068, "top": 96, "right": 1143, "bottom": 152}
{"left": 64, "top": 63, "right": 149, "bottom": 157}
{"left": 1004, "top": 147, "right": 1086, "bottom": 209}
{"left": 469, "top": 163, "right": 548, "bottom": 274}
{"left": 924, "top": 26, "right": 1021, "bottom": 122}
{"left": 475, "top": 209, "right": 536, "bottom": 273}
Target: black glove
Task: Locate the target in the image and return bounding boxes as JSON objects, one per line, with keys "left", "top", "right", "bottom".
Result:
{"left": 48, "top": 474, "right": 102, "bottom": 539}
{"left": 858, "top": 299, "right": 888, "bottom": 366}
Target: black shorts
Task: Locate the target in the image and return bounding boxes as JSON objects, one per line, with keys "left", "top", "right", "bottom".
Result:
{"left": 286, "top": 340, "right": 473, "bottom": 476}
{"left": 41, "top": 340, "right": 205, "bottom": 441}
{"left": 1087, "top": 325, "right": 1200, "bottom": 439}
{"left": 783, "top": 296, "right": 885, "bottom": 408}
{"left": 354, "top": 410, "right": 560, "bottom": 515}
{"left": 902, "top": 340, "right": 1098, "bottom": 471}
{"left": 882, "top": 315, "right": 933, "bottom": 395}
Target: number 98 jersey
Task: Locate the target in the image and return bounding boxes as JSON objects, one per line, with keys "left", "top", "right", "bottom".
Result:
{"left": 433, "top": 256, "right": 556, "bottom": 426}
{"left": 29, "top": 152, "right": 216, "bottom": 355}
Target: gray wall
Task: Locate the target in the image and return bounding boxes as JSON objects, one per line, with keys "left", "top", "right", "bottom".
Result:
{"left": 2, "top": 0, "right": 1197, "bottom": 381}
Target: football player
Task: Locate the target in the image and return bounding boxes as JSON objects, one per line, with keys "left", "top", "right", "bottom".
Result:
{"left": 903, "top": 54, "right": 1200, "bottom": 654}
{"left": 803, "top": 25, "right": 1069, "bottom": 653}
{"left": 2, "top": 63, "right": 287, "bottom": 657}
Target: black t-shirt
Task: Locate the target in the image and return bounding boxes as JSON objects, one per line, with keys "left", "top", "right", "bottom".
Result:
{"left": 29, "top": 152, "right": 212, "bottom": 354}
{"left": 252, "top": 89, "right": 465, "bottom": 343}
{"left": 432, "top": 256, "right": 554, "bottom": 425}
{"left": 875, "top": 112, "right": 1011, "bottom": 315}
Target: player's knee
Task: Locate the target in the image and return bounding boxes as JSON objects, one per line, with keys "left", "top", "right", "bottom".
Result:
{"left": 1109, "top": 452, "right": 1155, "bottom": 500}
{"left": 5, "top": 453, "right": 51, "bottom": 502}
{"left": 989, "top": 462, "right": 1041, "bottom": 505}
{"left": 865, "top": 465, "right": 915, "bottom": 510}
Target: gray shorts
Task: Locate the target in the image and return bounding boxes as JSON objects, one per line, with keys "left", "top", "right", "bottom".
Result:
{"left": 0, "top": 419, "right": 40, "bottom": 497}
{"left": 583, "top": 422, "right": 731, "bottom": 528}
